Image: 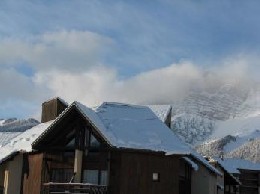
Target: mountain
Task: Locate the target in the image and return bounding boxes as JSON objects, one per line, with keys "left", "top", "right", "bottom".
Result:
{"left": 0, "top": 118, "right": 39, "bottom": 147}
{"left": 166, "top": 72, "right": 260, "bottom": 162}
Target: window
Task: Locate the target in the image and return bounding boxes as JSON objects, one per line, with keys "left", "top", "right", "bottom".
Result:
{"left": 51, "top": 169, "right": 74, "bottom": 183}
{"left": 84, "top": 129, "right": 101, "bottom": 149}
{"left": 152, "top": 172, "right": 160, "bottom": 182}
{"left": 90, "top": 134, "right": 101, "bottom": 148}
{"left": 66, "top": 138, "right": 75, "bottom": 148}
{"left": 83, "top": 170, "right": 99, "bottom": 184}
{"left": 100, "top": 170, "right": 108, "bottom": 185}
{"left": 83, "top": 170, "right": 108, "bottom": 185}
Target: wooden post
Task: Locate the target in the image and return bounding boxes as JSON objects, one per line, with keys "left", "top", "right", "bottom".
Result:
{"left": 74, "top": 149, "right": 83, "bottom": 183}
{"left": 4, "top": 170, "right": 9, "bottom": 194}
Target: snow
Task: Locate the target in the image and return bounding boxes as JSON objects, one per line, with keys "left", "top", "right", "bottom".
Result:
{"left": 147, "top": 105, "right": 171, "bottom": 122}
{"left": 0, "top": 120, "right": 5, "bottom": 126}
{"left": 90, "top": 102, "right": 221, "bottom": 176}
{"left": 0, "top": 121, "right": 53, "bottom": 163}
{"left": 211, "top": 115, "right": 260, "bottom": 139}
{"left": 224, "top": 130, "right": 259, "bottom": 153}
{"left": 0, "top": 132, "right": 22, "bottom": 147}
{"left": 182, "top": 156, "right": 199, "bottom": 171}
{"left": 87, "top": 102, "right": 190, "bottom": 154}
{"left": 217, "top": 158, "right": 260, "bottom": 174}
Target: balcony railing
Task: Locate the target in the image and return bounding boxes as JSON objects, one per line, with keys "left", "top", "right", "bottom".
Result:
{"left": 42, "top": 182, "right": 108, "bottom": 194}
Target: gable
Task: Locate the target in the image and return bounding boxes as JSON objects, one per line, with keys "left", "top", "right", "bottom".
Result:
{"left": 32, "top": 105, "right": 110, "bottom": 151}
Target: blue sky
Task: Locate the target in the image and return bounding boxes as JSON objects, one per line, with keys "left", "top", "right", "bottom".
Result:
{"left": 1, "top": 0, "right": 260, "bottom": 119}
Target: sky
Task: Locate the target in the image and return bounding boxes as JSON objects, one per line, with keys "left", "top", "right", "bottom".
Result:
{"left": 1, "top": 0, "right": 260, "bottom": 119}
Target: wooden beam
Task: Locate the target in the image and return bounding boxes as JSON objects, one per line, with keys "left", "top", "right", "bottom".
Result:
{"left": 74, "top": 149, "right": 83, "bottom": 183}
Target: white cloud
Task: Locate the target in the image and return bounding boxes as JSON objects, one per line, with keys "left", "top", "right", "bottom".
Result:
{"left": 0, "top": 30, "right": 113, "bottom": 72}
{"left": 35, "top": 61, "right": 251, "bottom": 108}
{"left": 0, "top": 30, "right": 257, "bottom": 119}
{"left": 33, "top": 57, "right": 256, "bottom": 110}
{"left": 0, "top": 68, "right": 46, "bottom": 100}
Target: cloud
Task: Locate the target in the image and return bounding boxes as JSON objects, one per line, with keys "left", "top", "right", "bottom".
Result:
{"left": 0, "top": 30, "right": 113, "bottom": 118}
{"left": 0, "top": 54, "right": 256, "bottom": 119}
{"left": 0, "top": 30, "right": 113, "bottom": 72}
{"left": 2, "top": 0, "right": 260, "bottom": 74}
{"left": 35, "top": 59, "right": 253, "bottom": 109}
{"left": 35, "top": 63, "right": 202, "bottom": 106}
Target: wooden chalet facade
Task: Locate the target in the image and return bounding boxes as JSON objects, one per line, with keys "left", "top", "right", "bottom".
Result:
{"left": 208, "top": 158, "right": 240, "bottom": 194}
{"left": 31, "top": 100, "right": 190, "bottom": 194}
{"left": 0, "top": 98, "right": 224, "bottom": 194}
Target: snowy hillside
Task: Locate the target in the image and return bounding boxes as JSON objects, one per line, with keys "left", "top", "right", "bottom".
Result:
{"left": 0, "top": 118, "right": 39, "bottom": 147}
{"left": 169, "top": 77, "right": 260, "bottom": 162}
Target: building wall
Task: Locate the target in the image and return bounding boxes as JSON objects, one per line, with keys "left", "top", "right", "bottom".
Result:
{"left": 109, "top": 151, "right": 180, "bottom": 194}
{"left": 0, "top": 154, "right": 23, "bottom": 194}
{"left": 23, "top": 153, "right": 44, "bottom": 194}
{"left": 239, "top": 169, "right": 259, "bottom": 194}
{"left": 215, "top": 165, "right": 224, "bottom": 194}
{"left": 191, "top": 162, "right": 218, "bottom": 194}
{"left": 0, "top": 164, "right": 5, "bottom": 188}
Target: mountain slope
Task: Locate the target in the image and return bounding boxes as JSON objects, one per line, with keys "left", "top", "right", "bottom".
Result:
{"left": 169, "top": 77, "right": 260, "bottom": 162}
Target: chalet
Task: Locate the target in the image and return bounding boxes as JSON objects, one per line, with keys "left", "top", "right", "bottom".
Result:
{"left": 0, "top": 98, "right": 221, "bottom": 194}
{"left": 149, "top": 105, "right": 225, "bottom": 194}
{"left": 207, "top": 158, "right": 241, "bottom": 194}
{"left": 218, "top": 158, "right": 260, "bottom": 194}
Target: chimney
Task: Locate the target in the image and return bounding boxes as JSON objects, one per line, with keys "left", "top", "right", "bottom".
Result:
{"left": 41, "top": 97, "right": 68, "bottom": 123}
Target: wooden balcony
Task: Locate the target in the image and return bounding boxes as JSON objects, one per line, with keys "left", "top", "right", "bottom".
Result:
{"left": 42, "top": 182, "right": 108, "bottom": 194}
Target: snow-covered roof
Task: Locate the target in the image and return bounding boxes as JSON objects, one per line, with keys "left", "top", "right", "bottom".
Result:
{"left": 147, "top": 105, "right": 172, "bottom": 122}
{"left": 34, "top": 101, "right": 190, "bottom": 153}
{"left": 85, "top": 102, "right": 189, "bottom": 153}
{"left": 182, "top": 156, "right": 199, "bottom": 171}
{"left": 0, "top": 121, "right": 53, "bottom": 164}
{"left": 217, "top": 158, "right": 260, "bottom": 174}
{"left": 32, "top": 101, "right": 221, "bottom": 176}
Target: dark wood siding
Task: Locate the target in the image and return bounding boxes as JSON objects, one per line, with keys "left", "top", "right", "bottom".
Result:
{"left": 109, "top": 151, "right": 179, "bottom": 194}
{"left": 239, "top": 169, "right": 259, "bottom": 194}
{"left": 22, "top": 153, "right": 44, "bottom": 194}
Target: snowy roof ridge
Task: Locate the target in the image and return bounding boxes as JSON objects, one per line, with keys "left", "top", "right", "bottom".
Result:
{"left": 216, "top": 158, "right": 260, "bottom": 174}
{"left": 191, "top": 152, "right": 223, "bottom": 176}
{"left": 100, "top": 102, "right": 147, "bottom": 109}
{"left": 182, "top": 156, "right": 199, "bottom": 171}
{"left": 74, "top": 101, "right": 115, "bottom": 146}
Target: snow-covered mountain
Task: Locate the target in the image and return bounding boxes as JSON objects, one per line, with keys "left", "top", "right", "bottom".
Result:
{"left": 0, "top": 118, "right": 39, "bottom": 147}
{"left": 169, "top": 76, "right": 260, "bottom": 162}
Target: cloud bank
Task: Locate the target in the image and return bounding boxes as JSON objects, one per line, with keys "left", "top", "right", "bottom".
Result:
{"left": 0, "top": 30, "right": 257, "bottom": 119}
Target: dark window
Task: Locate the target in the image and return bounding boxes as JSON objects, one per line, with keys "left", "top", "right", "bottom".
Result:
{"left": 82, "top": 169, "right": 108, "bottom": 185}
{"left": 51, "top": 168, "right": 74, "bottom": 183}
{"left": 90, "top": 134, "right": 101, "bottom": 148}
{"left": 66, "top": 138, "right": 75, "bottom": 148}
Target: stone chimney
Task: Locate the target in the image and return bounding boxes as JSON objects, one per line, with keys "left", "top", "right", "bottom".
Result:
{"left": 41, "top": 97, "right": 68, "bottom": 123}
